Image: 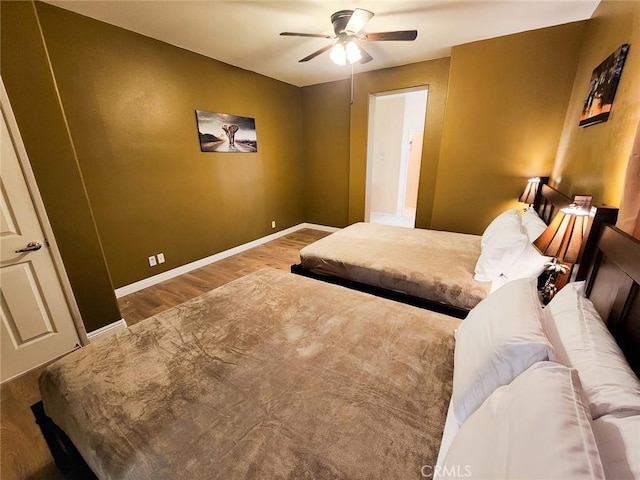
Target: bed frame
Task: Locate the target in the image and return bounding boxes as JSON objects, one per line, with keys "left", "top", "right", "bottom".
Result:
{"left": 32, "top": 221, "right": 640, "bottom": 478}
{"left": 30, "top": 401, "right": 96, "bottom": 479}
{"left": 291, "top": 262, "right": 471, "bottom": 317}
{"left": 585, "top": 224, "right": 640, "bottom": 377}
{"left": 292, "top": 180, "right": 618, "bottom": 317}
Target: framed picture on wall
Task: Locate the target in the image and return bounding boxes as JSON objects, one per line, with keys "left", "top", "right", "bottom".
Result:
{"left": 579, "top": 44, "right": 630, "bottom": 127}
{"left": 195, "top": 110, "right": 258, "bottom": 152}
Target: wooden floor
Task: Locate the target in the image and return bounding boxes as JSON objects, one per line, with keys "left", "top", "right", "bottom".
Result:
{"left": 0, "top": 228, "right": 329, "bottom": 480}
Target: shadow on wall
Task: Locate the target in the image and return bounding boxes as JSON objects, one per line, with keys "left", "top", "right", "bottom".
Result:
{"left": 617, "top": 120, "right": 640, "bottom": 239}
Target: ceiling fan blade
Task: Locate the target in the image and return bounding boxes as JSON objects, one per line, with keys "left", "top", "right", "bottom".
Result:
{"left": 280, "top": 32, "right": 332, "bottom": 39}
{"left": 344, "top": 8, "right": 374, "bottom": 35}
{"left": 299, "top": 44, "right": 333, "bottom": 62}
{"left": 365, "top": 30, "right": 418, "bottom": 41}
{"left": 358, "top": 46, "right": 373, "bottom": 64}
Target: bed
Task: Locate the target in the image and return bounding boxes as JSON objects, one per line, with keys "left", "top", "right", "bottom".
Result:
{"left": 433, "top": 224, "right": 640, "bottom": 480}
{"left": 292, "top": 183, "right": 618, "bottom": 317}
{"left": 34, "top": 268, "right": 460, "bottom": 479}
{"left": 33, "top": 224, "right": 640, "bottom": 479}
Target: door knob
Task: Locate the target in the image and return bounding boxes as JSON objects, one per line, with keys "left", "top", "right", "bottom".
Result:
{"left": 15, "top": 241, "right": 42, "bottom": 253}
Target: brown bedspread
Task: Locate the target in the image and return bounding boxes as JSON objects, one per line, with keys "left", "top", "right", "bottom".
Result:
{"left": 299, "top": 223, "right": 491, "bottom": 310}
{"left": 39, "top": 269, "right": 459, "bottom": 480}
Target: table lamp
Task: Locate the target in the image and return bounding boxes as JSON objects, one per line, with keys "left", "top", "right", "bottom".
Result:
{"left": 534, "top": 203, "right": 589, "bottom": 302}
{"left": 519, "top": 177, "right": 540, "bottom": 208}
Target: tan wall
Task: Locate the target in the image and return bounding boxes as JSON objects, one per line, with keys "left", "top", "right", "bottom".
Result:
{"left": 552, "top": 1, "right": 640, "bottom": 206}
{"left": 30, "top": 3, "right": 305, "bottom": 289}
{"left": 301, "top": 80, "right": 351, "bottom": 227}
{"left": 349, "top": 58, "right": 451, "bottom": 228}
{"left": 4, "top": 0, "right": 634, "bottom": 335}
{"left": 431, "top": 21, "right": 587, "bottom": 234}
{"left": 370, "top": 96, "right": 405, "bottom": 214}
{"left": 401, "top": 91, "right": 428, "bottom": 212}
{"left": 1, "top": 1, "right": 122, "bottom": 332}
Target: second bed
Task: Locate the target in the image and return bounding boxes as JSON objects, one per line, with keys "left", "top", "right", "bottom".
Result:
{"left": 293, "top": 184, "right": 618, "bottom": 317}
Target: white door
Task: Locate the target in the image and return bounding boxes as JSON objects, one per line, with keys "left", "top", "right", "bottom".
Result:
{"left": 1, "top": 82, "right": 81, "bottom": 382}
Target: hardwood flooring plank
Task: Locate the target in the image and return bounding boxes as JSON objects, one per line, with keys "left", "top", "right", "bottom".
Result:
{"left": 1, "top": 364, "right": 66, "bottom": 480}
{"left": 118, "top": 228, "right": 329, "bottom": 325}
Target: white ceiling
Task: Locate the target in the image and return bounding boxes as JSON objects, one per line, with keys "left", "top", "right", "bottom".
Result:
{"left": 44, "top": 1, "right": 599, "bottom": 87}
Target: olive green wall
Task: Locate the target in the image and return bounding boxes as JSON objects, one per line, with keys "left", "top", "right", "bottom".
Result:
{"left": 432, "top": 21, "right": 587, "bottom": 235}
{"left": 302, "top": 79, "right": 351, "bottom": 227}
{"left": 4, "top": 1, "right": 635, "bottom": 335}
{"left": 349, "top": 58, "right": 451, "bottom": 228}
{"left": 552, "top": 0, "right": 640, "bottom": 206}
{"left": 2, "top": 1, "right": 305, "bottom": 331}
{"left": 1, "top": 1, "right": 122, "bottom": 332}
{"left": 32, "top": 3, "right": 305, "bottom": 289}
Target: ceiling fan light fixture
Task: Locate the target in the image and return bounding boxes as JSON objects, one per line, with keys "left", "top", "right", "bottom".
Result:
{"left": 344, "top": 8, "right": 374, "bottom": 35}
{"left": 345, "top": 41, "right": 362, "bottom": 63}
{"left": 330, "top": 42, "right": 347, "bottom": 65}
{"left": 283, "top": 8, "right": 417, "bottom": 65}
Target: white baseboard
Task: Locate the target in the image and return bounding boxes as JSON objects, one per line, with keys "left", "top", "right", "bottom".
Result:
{"left": 87, "top": 318, "right": 128, "bottom": 343}
{"left": 301, "top": 222, "right": 341, "bottom": 233}
{"left": 115, "top": 222, "right": 340, "bottom": 298}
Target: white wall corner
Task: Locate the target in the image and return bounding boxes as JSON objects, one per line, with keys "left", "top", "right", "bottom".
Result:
{"left": 87, "top": 318, "right": 128, "bottom": 343}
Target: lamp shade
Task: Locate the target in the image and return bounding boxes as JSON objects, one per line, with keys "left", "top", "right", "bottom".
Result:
{"left": 519, "top": 177, "right": 540, "bottom": 205}
{"left": 533, "top": 204, "right": 589, "bottom": 264}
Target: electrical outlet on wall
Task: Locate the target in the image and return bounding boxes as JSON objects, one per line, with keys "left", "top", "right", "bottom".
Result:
{"left": 271, "top": 220, "right": 276, "bottom": 229}
{"left": 157, "top": 253, "right": 165, "bottom": 264}
{"left": 148, "top": 255, "right": 157, "bottom": 267}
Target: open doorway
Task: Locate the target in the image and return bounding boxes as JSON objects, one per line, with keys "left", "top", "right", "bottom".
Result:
{"left": 365, "top": 87, "right": 428, "bottom": 228}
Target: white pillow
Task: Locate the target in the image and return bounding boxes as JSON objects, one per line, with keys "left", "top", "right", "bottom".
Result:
{"left": 502, "top": 242, "right": 551, "bottom": 281}
{"left": 521, "top": 208, "right": 548, "bottom": 241}
{"left": 439, "top": 362, "right": 605, "bottom": 480}
{"left": 480, "top": 208, "right": 519, "bottom": 249}
{"left": 474, "top": 229, "right": 529, "bottom": 281}
{"left": 592, "top": 412, "right": 640, "bottom": 480}
{"left": 452, "top": 278, "right": 555, "bottom": 424}
{"left": 488, "top": 274, "right": 508, "bottom": 294}
{"left": 543, "top": 282, "right": 640, "bottom": 418}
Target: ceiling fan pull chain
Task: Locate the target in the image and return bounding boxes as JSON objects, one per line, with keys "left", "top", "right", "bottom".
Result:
{"left": 351, "top": 62, "right": 354, "bottom": 105}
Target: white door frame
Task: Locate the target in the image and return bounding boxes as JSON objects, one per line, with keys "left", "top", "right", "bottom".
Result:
{"left": 1, "top": 78, "right": 88, "bottom": 352}
{"left": 365, "top": 86, "right": 428, "bottom": 224}
{"left": 364, "top": 94, "right": 377, "bottom": 222}
{"left": 396, "top": 128, "right": 412, "bottom": 217}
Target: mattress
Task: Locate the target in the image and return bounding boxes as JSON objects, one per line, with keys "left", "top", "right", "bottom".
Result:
{"left": 39, "top": 268, "right": 460, "bottom": 480}
{"left": 299, "top": 222, "right": 491, "bottom": 311}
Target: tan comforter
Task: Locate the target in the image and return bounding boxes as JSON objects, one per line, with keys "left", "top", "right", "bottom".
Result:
{"left": 300, "top": 223, "right": 491, "bottom": 310}
{"left": 39, "top": 269, "right": 460, "bottom": 480}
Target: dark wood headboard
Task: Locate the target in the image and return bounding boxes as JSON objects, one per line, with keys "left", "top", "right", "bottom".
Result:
{"left": 532, "top": 181, "right": 619, "bottom": 281}
{"left": 576, "top": 206, "right": 619, "bottom": 281}
{"left": 534, "top": 180, "right": 571, "bottom": 224}
{"left": 585, "top": 224, "right": 640, "bottom": 377}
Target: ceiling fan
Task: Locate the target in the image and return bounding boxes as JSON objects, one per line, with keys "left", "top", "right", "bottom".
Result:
{"left": 280, "top": 8, "right": 418, "bottom": 65}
